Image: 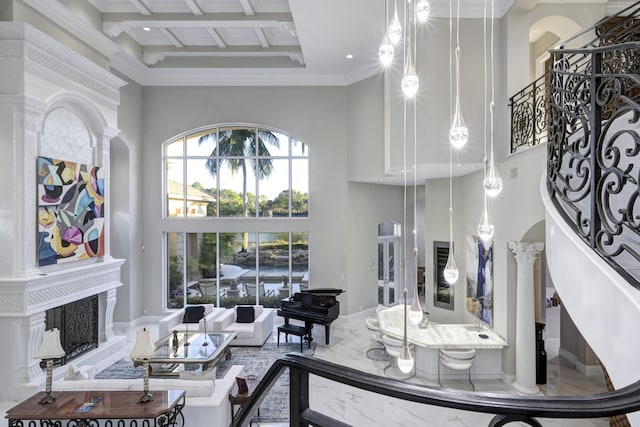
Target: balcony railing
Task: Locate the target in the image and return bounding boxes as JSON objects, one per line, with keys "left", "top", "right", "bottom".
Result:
{"left": 510, "top": 1, "right": 640, "bottom": 154}
{"left": 231, "top": 353, "right": 640, "bottom": 426}
{"left": 510, "top": 74, "right": 549, "bottom": 153}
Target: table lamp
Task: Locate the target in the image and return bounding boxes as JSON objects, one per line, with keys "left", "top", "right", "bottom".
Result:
{"left": 130, "top": 328, "right": 155, "bottom": 403}
{"left": 33, "top": 328, "right": 65, "bottom": 404}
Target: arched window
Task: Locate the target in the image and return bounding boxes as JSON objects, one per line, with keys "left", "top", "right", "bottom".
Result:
{"left": 163, "top": 125, "right": 309, "bottom": 310}
{"left": 165, "top": 125, "right": 308, "bottom": 218}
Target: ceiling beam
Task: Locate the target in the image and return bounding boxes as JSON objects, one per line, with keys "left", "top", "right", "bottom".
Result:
{"left": 205, "top": 28, "right": 227, "bottom": 48}
{"left": 160, "top": 28, "right": 184, "bottom": 48}
{"left": 142, "top": 45, "right": 302, "bottom": 55}
{"left": 102, "top": 12, "right": 292, "bottom": 23}
{"left": 182, "top": 0, "right": 204, "bottom": 16}
{"left": 126, "top": 0, "right": 152, "bottom": 15}
{"left": 253, "top": 28, "right": 269, "bottom": 48}
{"left": 239, "top": 0, "right": 255, "bottom": 16}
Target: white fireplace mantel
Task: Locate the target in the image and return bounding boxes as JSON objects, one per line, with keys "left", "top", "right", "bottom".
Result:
{"left": 0, "top": 258, "right": 125, "bottom": 316}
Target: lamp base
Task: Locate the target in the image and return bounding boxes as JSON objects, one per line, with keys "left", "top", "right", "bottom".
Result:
{"left": 138, "top": 391, "right": 154, "bottom": 404}
{"left": 39, "top": 392, "right": 56, "bottom": 405}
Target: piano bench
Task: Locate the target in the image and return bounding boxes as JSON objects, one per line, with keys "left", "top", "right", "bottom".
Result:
{"left": 277, "top": 324, "right": 310, "bottom": 352}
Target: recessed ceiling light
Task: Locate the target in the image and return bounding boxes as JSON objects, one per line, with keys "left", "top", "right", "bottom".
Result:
{"left": 346, "top": 54, "right": 354, "bottom": 59}
{"left": 142, "top": 27, "right": 151, "bottom": 32}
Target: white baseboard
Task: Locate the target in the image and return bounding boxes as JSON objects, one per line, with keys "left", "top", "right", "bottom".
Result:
{"left": 559, "top": 348, "right": 600, "bottom": 377}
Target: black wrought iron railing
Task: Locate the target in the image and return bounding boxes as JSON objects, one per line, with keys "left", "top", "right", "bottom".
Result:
{"left": 510, "top": 74, "right": 549, "bottom": 153}
{"left": 232, "top": 353, "right": 640, "bottom": 427}
{"left": 546, "top": 39, "right": 640, "bottom": 289}
{"left": 509, "top": 1, "right": 640, "bottom": 153}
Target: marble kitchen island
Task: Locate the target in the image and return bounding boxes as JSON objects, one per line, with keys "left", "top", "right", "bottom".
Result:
{"left": 378, "top": 304, "right": 508, "bottom": 381}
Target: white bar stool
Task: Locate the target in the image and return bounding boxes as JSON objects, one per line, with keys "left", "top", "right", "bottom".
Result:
{"left": 438, "top": 348, "right": 476, "bottom": 391}
{"left": 365, "top": 318, "right": 388, "bottom": 361}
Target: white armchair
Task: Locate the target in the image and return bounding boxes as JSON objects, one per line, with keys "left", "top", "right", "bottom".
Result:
{"left": 212, "top": 305, "right": 274, "bottom": 346}
{"left": 158, "top": 304, "right": 226, "bottom": 339}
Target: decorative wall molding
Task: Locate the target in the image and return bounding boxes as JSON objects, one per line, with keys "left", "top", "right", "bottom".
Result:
{"left": 0, "top": 23, "right": 126, "bottom": 104}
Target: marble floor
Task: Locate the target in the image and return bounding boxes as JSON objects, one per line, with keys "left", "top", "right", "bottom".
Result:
{"left": 0, "top": 312, "right": 611, "bottom": 427}
{"left": 296, "top": 314, "right": 610, "bottom": 427}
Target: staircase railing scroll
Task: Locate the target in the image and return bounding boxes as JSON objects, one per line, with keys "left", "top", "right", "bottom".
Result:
{"left": 546, "top": 40, "right": 640, "bottom": 288}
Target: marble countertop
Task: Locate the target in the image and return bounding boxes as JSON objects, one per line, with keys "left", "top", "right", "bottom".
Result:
{"left": 377, "top": 305, "right": 508, "bottom": 349}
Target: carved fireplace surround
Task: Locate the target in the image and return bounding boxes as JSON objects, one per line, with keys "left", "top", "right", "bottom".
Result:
{"left": 0, "top": 260, "right": 125, "bottom": 401}
{"left": 0, "top": 23, "right": 127, "bottom": 401}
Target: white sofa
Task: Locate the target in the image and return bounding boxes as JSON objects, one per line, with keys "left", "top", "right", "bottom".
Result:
{"left": 54, "top": 364, "right": 244, "bottom": 427}
{"left": 213, "top": 305, "right": 275, "bottom": 346}
{"left": 158, "top": 304, "right": 227, "bottom": 339}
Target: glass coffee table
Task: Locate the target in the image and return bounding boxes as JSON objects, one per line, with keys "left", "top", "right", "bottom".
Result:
{"left": 145, "top": 331, "right": 237, "bottom": 377}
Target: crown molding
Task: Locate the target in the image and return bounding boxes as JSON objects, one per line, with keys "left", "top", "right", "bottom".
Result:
{"left": 21, "top": 0, "right": 121, "bottom": 57}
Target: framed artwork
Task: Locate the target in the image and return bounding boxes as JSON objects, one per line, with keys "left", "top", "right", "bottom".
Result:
{"left": 433, "top": 241, "right": 454, "bottom": 310}
{"left": 37, "top": 156, "right": 105, "bottom": 267}
{"left": 466, "top": 235, "right": 494, "bottom": 326}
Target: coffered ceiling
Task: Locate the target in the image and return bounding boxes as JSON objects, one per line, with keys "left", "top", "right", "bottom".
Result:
{"left": 25, "top": 0, "right": 528, "bottom": 86}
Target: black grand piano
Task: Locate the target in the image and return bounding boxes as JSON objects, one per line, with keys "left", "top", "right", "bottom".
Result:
{"left": 278, "top": 288, "right": 345, "bottom": 345}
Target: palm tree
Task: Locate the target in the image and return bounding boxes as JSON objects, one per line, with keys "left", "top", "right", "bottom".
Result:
{"left": 199, "top": 127, "right": 280, "bottom": 247}
{"left": 200, "top": 127, "right": 280, "bottom": 215}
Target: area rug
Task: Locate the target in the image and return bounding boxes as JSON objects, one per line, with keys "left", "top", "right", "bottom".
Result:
{"left": 95, "top": 340, "right": 315, "bottom": 423}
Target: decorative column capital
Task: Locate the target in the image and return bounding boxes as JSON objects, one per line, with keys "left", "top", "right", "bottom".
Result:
{"left": 509, "top": 241, "right": 545, "bottom": 266}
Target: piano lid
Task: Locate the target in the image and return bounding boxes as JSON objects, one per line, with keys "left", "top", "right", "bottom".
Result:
{"left": 300, "top": 288, "right": 345, "bottom": 296}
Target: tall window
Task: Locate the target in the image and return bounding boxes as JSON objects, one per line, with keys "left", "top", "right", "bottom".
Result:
{"left": 166, "top": 231, "right": 309, "bottom": 309}
{"left": 165, "top": 126, "right": 308, "bottom": 218}
{"left": 164, "top": 125, "right": 310, "bottom": 310}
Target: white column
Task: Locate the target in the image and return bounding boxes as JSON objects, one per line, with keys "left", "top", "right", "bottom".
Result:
{"left": 509, "top": 241, "right": 545, "bottom": 395}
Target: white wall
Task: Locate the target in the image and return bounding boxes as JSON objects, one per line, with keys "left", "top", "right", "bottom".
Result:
{"left": 345, "top": 182, "right": 404, "bottom": 314}
{"left": 138, "top": 85, "right": 402, "bottom": 317}
{"left": 386, "top": 16, "right": 507, "bottom": 170}
{"left": 505, "top": 2, "right": 608, "bottom": 97}
{"left": 347, "top": 74, "right": 385, "bottom": 182}
{"left": 111, "top": 75, "right": 144, "bottom": 323}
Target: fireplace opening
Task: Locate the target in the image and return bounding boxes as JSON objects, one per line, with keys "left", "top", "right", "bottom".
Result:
{"left": 44, "top": 295, "right": 99, "bottom": 366}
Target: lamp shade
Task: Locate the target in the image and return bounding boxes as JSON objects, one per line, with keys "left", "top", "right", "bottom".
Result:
{"left": 130, "top": 328, "right": 155, "bottom": 359}
{"left": 34, "top": 328, "right": 65, "bottom": 360}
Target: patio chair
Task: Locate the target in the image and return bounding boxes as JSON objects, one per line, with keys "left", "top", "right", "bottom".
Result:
{"left": 244, "top": 282, "right": 274, "bottom": 297}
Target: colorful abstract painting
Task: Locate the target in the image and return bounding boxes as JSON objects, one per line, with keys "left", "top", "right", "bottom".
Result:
{"left": 466, "top": 235, "right": 494, "bottom": 326}
{"left": 37, "top": 156, "right": 105, "bottom": 266}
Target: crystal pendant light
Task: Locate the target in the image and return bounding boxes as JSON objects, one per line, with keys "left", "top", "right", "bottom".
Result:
{"left": 379, "top": 34, "right": 395, "bottom": 66}
{"left": 444, "top": 207, "right": 459, "bottom": 284}
{"left": 388, "top": 0, "right": 402, "bottom": 45}
{"left": 402, "top": 65, "right": 419, "bottom": 98}
{"left": 416, "top": 0, "right": 430, "bottom": 23}
{"left": 484, "top": 1, "right": 503, "bottom": 196}
{"left": 401, "top": 0, "right": 419, "bottom": 98}
{"left": 401, "top": 0, "right": 420, "bottom": 98}
{"left": 484, "top": 151, "right": 503, "bottom": 197}
{"left": 444, "top": 249, "right": 459, "bottom": 284}
{"left": 398, "top": 288, "right": 415, "bottom": 373}
{"left": 379, "top": 0, "right": 394, "bottom": 66}
{"left": 478, "top": 192, "right": 494, "bottom": 241}
{"left": 449, "top": 47, "right": 468, "bottom": 149}
{"left": 409, "top": 248, "right": 423, "bottom": 324}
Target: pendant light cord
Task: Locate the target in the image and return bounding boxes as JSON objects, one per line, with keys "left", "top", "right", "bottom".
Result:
{"left": 490, "top": 0, "right": 496, "bottom": 157}
{"left": 483, "top": 0, "right": 488, "bottom": 166}
{"left": 402, "top": 0, "right": 408, "bottom": 296}
{"left": 448, "top": 0, "right": 453, "bottom": 245}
